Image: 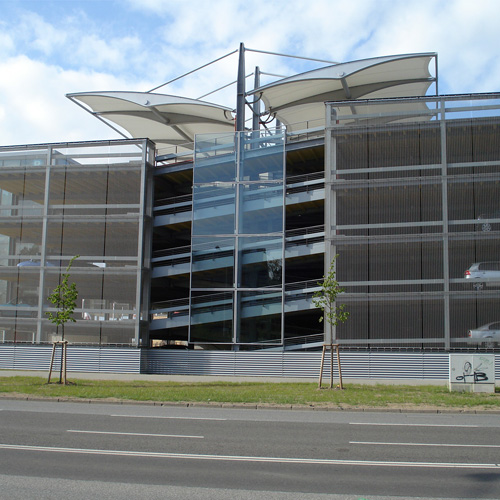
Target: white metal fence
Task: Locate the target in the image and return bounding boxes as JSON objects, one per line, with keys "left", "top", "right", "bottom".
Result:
{"left": 0, "top": 345, "right": 499, "bottom": 381}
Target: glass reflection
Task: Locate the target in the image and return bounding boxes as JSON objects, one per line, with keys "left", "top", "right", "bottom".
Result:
{"left": 192, "top": 184, "right": 236, "bottom": 235}
{"left": 240, "top": 132, "right": 284, "bottom": 181}
{"left": 238, "top": 236, "right": 282, "bottom": 288}
{"left": 189, "top": 291, "right": 233, "bottom": 343}
{"left": 194, "top": 134, "right": 236, "bottom": 184}
{"left": 239, "top": 183, "right": 283, "bottom": 234}
{"left": 191, "top": 237, "right": 235, "bottom": 288}
{"left": 190, "top": 130, "right": 285, "bottom": 345}
{"left": 237, "top": 290, "right": 282, "bottom": 343}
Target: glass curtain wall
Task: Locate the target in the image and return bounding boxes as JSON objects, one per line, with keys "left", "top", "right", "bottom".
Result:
{"left": 190, "top": 130, "right": 285, "bottom": 346}
{"left": 326, "top": 95, "right": 500, "bottom": 349}
{"left": 0, "top": 140, "right": 154, "bottom": 346}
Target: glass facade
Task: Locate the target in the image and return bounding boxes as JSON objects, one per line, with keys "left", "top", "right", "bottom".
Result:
{"left": 0, "top": 140, "right": 154, "bottom": 345}
{"left": 190, "top": 130, "right": 285, "bottom": 345}
{"left": 326, "top": 95, "right": 500, "bottom": 348}
{"left": 140, "top": 93, "right": 500, "bottom": 352}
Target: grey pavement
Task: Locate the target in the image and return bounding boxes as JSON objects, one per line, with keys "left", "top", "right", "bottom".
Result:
{"left": 1, "top": 475, "right": 493, "bottom": 500}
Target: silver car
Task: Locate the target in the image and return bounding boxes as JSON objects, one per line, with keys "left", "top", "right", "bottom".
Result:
{"left": 468, "top": 322, "right": 500, "bottom": 346}
{"left": 464, "top": 262, "right": 500, "bottom": 289}
{"left": 477, "top": 210, "right": 500, "bottom": 232}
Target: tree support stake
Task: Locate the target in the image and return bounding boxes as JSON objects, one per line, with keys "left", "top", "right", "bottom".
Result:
{"left": 48, "top": 340, "right": 68, "bottom": 385}
{"left": 318, "top": 343, "right": 343, "bottom": 389}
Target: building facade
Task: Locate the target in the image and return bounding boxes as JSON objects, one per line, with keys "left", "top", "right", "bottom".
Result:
{"left": 325, "top": 94, "right": 500, "bottom": 349}
{"left": 149, "top": 93, "right": 500, "bottom": 352}
{"left": 0, "top": 140, "right": 155, "bottom": 346}
{"left": 0, "top": 50, "right": 499, "bottom": 376}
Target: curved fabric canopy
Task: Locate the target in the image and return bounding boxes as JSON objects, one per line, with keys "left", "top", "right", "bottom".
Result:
{"left": 248, "top": 53, "right": 437, "bottom": 131}
{"left": 66, "top": 91, "right": 235, "bottom": 150}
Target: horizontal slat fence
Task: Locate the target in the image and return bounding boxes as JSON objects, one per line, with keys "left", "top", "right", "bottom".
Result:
{"left": 143, "top": 350, "right": 476, "bottom": 381}
{"left": 0, "top": 345, "right": 498, "bottom": 381}
{"left": 0, "top": 345, "right": 141, "bottom": 373}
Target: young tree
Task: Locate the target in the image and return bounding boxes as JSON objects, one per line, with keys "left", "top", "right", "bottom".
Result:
{"left": 46, "top": 255, "right": 80, "bottom": 341}
{"left": 313, "top": 255, "right": 349, "bottom": 338}
{"left": 313, "top": 255, "right": 349, "bottom": 388}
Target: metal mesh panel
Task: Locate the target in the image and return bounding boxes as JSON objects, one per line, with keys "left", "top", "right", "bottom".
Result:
{"left": 327, "top": 96, "right": 500, "bottom": 349}
{"left": 0, "top": 139, "right": 153, "bottom": 347}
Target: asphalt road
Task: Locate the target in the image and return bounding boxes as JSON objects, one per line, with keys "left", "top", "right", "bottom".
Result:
{"left": 0, "top": 399, "right": 499, "bottom": 500}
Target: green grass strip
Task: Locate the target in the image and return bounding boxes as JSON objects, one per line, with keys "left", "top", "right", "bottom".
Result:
{"left": 0, "top": 376, "right": 499, "bottom": 409}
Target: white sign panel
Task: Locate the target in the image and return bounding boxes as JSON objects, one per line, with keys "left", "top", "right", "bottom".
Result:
{"left": 449, "top": 354, "right": 495, "bottom": 392}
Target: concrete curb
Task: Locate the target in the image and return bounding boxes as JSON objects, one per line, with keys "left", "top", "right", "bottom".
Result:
{"left": 1, "top": 393, "right": 500, "bottom": 414}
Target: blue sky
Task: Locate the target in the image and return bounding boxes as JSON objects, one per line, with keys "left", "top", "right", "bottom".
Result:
{"left": 1, "top": 0, "right": 500, "bottom": 146}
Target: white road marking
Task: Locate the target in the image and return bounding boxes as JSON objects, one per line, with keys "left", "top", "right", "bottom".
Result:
{"left": 349, "top": 423, "right": 479, "bottom": 428}
{"left": 67, "top": 430, "right": 204, "bottom": 439}
{"left": 0, "top": 443, "right": 499, "bottom": 469}
{"left": 351, "top": 441, "right": 500, "bottom": 448}
{"left": 111, "top": 414, "right": 226, "bottom": 421}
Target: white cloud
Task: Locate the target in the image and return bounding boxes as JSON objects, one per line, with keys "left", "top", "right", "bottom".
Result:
{"left": 7, "top": 7, "right": 148, "bottom": 77}
{"left": 2, "top": 0, "right": 500, "bottom": 146}
{"left": 0, "top": 55, "right": 144, "bottom": 146}
{"left": 0, "top": 29, "right": 15, "bottom": 57}
{"left": 74, "top": 33, "right": 143, "bottom": 71}
{"left": 348, "top": 0, "right": 500, "bottom": 93}
{"left": 18, "top": 11, "right": 68, "bottom": 57}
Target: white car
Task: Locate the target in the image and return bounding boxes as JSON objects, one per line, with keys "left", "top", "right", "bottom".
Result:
{"left": 468, "top": 322, "right": 500, "bottom": 346}
{"left": 464, "top": 262, "right": 500, "bottom": 289}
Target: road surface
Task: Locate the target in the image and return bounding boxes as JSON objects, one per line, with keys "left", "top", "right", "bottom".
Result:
{"left": 0, "top": 399, "right": 499, "bottom": 499}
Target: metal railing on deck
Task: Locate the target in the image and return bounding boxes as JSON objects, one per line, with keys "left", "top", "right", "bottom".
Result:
{"left": 284, "top": 333, "right": 324, "bottom": 349}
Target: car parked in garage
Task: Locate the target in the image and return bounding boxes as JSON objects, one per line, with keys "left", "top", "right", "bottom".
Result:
{"left": 477, "top": 210, "right": 500, "bottom": 232}
{"left": 468, "top": 322, "right": 500, "bottom": 346}
{"left": 464, "top": 262, "right": 500, "bottom": 289}
{"left": 0, "top": 299, "right": 36, "bottom": 317}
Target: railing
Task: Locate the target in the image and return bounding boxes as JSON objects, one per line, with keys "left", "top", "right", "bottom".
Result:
{"left": 150, "top": 297, "right": 190, "bottom": 320}
{"left": 0, "top": 138, "right": 153, "bottom": 167}
{"left": 154, "top": 94, "right": 500, "bottom": 167}
{"left": 154, "top": 122, "right": 326, "bottom": 165}
{"left": 285, "top": 226, "right": 325, "bottom": 251}
{"left": 285, "top": 279, "right": 322, "bottom": 292}
{"left": 155, "top": 143, "right": 195, "bottom": 165}
{"left": 152, "top": 245, "right": 191, "bottom": 260}
{"left": 285, "top": 225, "right": 324, "bottom": 239}
{"left": 152, "top": 171, "right": 324, "bottom": 220}
{"left": 286, "top": 171, "right": 324, "bottom": 185}
{"left": 151, "top": 297, "right": 190, "bottom": 310}
{"left": 284, "top": 333, "right": 324, "bottom": 349}
{"left": 154, "top": 194, "right": 192, "bottom": 209}
{"left": 286, "top": 119, "right": 326, "bottom": 143}
{"left": 150, "top": 279, "right": 322, "bottom": 319}
{"left": 150, "top": 225, "right": 325, "bottom": 262}
{"left": 327, "top": 93, "right": 500, "bottom": 128}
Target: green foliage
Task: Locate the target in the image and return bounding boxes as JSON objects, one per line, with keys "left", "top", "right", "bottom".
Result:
{"left": 0, "top": 376, "right": 498, "bottom": 408}
{"left": 46, "top": 255, "right": 79, "bottom": 338}
{"left": 312, "top": 255, "right": 349, "bottom": 331}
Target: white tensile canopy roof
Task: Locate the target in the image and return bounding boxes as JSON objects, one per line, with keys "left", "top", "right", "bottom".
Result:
{"left": 68, "top": 53, "right": 437, "bottom": 147}
{"left": 66, "top": 91, "right": 235, "bottom": 150}
{"left": 248, "top": 53, "right": 437, "bottom": 131}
